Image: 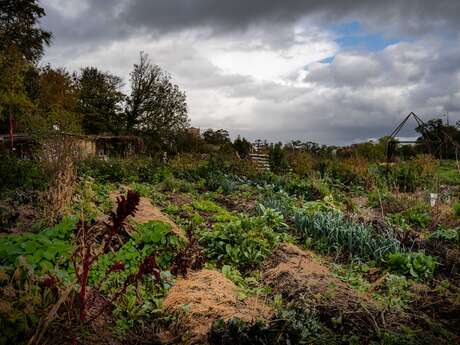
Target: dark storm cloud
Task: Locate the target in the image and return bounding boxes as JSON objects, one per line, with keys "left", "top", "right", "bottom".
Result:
{"left": 42, "top": 0, "right": 460, "bottom": 46}
{"left": 123, "top": 0, "right": 460, "bottom": 36}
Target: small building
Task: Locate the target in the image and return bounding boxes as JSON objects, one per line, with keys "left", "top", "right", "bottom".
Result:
{"left": 87, "top": 135, "right": 144, "bottom": 159}
{"left": 187, "top": 127, "right": 201, "bottom": 138}
{"left": 0, "top": 133, "right": 144, "bottom": 159}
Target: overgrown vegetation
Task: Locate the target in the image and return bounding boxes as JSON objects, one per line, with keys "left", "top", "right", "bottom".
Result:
{"left": 1, "top": 1, "right": 460, "bottom": 343}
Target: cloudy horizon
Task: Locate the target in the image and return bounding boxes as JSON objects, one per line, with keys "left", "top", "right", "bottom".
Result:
{"left": 40, "top": 0, "right": 460, "bottom": 145}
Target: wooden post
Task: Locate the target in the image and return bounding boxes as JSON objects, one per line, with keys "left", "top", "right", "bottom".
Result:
{"left": 8, "top": 112, "right": 14, "bottom": 151}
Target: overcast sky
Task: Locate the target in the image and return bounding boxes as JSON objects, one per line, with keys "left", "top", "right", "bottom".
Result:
{"left": 40, "top": 0, "right": 460, "bottom": 145}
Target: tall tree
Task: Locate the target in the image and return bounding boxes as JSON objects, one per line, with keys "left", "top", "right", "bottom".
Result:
{"left": 76, "top": 67, "right": 125, "bottom": 134}
{"left": 233, "top": 135, "right": 252, "bottom": 158}
{"left": 0, "top": 48, "right": 34, "bottom": 133}
{"left": 125, "top": 52, "right": 188, "bottom": 149}
{"left": 31, "top": 66, "right": 81, "bottom": 133}
{"left": 0, "top": 0, "right": 51, "bottom": 133}
{"left": 203, "top": 129, "right": 231, "bottom": 145}
{"left": 416, "top": 119, "right": 460, "bottom": 159}
{"left": 0, "top": 0, "right": 51, "bottom": 62}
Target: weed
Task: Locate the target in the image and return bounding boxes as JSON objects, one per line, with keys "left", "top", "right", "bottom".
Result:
{"left": 209, "top": 306, "right": 323, "bottom": 345}
{"left": 452, "top": 202, "right": 460, "bottom": 217}
{"left": 374, "top": 274, "right": 412, "bottom": 312}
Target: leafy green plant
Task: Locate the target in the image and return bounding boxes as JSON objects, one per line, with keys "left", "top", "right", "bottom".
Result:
{"left": 401, "top": 204, "right": 431, "bottom": 228}
{"left": 428, "top": 227, "right": 459, "bottom": 244}
{"left": 192, "top": 199, "right": 224, "bottom": 213}
{"left": 385, "top": 251, "right": 438, "bottom": 281}
{"left": 0, "top": 216, "right": 76, "bottom": 271}
{"left": 377, "top": 274, "right": 412, "bottom": 312}
{"left": 221, "top": 265, "right": 268, "bottom": 299}
{"left": 199, "top": 215, "right": 287, "bottom": 269}
{"left": 256, "top": 204, "right": 288, "bottom": 231}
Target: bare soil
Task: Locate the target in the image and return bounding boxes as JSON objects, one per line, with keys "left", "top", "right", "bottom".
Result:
{"left": 263, "top": 243, "right": 401, "bottom": 333}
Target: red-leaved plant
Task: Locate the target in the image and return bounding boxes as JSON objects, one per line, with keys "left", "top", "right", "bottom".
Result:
{"left": 72, "top": 190, "right": 140, "bottom": 323}
{"left": 171, "top": 228, "right": 205, "bottom": 277}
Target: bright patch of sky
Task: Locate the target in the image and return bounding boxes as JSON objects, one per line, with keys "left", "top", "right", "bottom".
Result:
{"left": 333, "top": 21, "right": 400, "bottom": 51}
{"left": 318, "top": 21, "right": 401, "bottom": 66}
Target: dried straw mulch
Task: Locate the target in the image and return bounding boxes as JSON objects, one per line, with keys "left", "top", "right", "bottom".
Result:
{"left": 163, "top": 269, "right": 272, "bottom": 343}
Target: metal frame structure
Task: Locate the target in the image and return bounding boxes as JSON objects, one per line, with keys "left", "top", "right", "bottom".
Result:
{"left": 386, "top": 112, "right": 443, "bottom": 163}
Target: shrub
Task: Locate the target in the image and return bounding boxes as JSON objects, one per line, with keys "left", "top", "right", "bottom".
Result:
{"left": 0, "top": 154, "right": 50, "bottom": 192}
{"left": 77, "top": 157, "right": 161, "bottom": 183}
{"left": 268, "top": 143, "right": 289, "bottom": 173}
{"left": 392, "top": 164, "right": 419, "bottom": 193}
{"left": 288, "top": 151, "right": 314, "bottom": 176}
{"left": 385, "top": 251, "right": 438, "bottom": 281}
{"left": 318, "top": 159, "right": 364, "bottom": 187}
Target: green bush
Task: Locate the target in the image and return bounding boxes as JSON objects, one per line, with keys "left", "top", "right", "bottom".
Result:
{"left": 385, "top": 251, "right": 438, "bottom": 281}
{"left": 0, "top": 155, "right": 50, "bottom": 192}
{"left": 77, "top": 157, "right": 161, "bottom": 183}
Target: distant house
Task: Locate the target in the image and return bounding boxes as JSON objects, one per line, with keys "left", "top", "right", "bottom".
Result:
{"left": 187, "top": 127, "right": 200, "bottom": 138}
{"left": 0, "top": 133, "right": 144, "bottom": 159}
